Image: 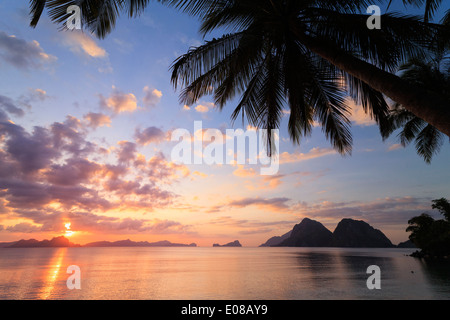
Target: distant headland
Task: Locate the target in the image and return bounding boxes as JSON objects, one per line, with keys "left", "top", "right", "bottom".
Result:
{"left": 259, "top": 217, "right": 414, "bottom": 248}
{"left": 0, "top": 236, "right": 197, "bottom": 248}
{"left": 213, "top": 240, "right": 242, "bottom": 247}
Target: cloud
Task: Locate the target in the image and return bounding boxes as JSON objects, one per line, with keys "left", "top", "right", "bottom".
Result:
{"left": 83, "top": 112, "right": 111, "bottom": 129}
{"left": 236, "top": 174, "right": 286, "bottom": 191}
{"left": 4, "top": 209, "right": 194, "bottom": 235}
{"left": 232, "top": 168, "right": 312, "bottom": 191}
{"left": 388, "top": 143, "right": 403, "bottom": 151}
{"left": 134, "top": 126, "right": 166, "bottom": 145}
{"left": 0, "top": 112, "right": 194, "bottom": 235}
{"left": 61, "top": 31, "right": 107, "bottom": 58}
{"left": 116, "top": 141, "right": 138, "bottom": 164}
{"left": 214, "top": 197, "right": 292, "bottom": 213}
{"left": 192, "top": 171, "right": 208, "bottom": 178}
{"left": 140, "top": 152, "right": 190, "bottom": 182}
{"left": 1, "top": 122, "right": 60, "bottom": 174}
{"left": 195, "top": 104, "right": 209, "bottom": 113}
{"left": 279, "top": 147, "right": 336, "bottom": 164}
{"left": 0, "top": 31, "right": 56, "bottom": 69}
{"left": 50, "top": 116, "right": 96, "bottom": 157}
{"left": 100, "top": 87, "right": 138, "bottom": 114}
{"left": 0, "top": 178, "right": 53, "bottom": 209}
{"left": 195, "top": 102, "right": 214, "bottom": 113}
{"left": 0, "top": 89, "right": 50, "bottom": 118}
{"left": 347, "top": 99, "right": 376, "bottom": 127}
{"left": 141, "top": 219, "right": 194, "bottom": 234}
{"left": 206, "top": 197, "right": 291, "bottom": 213}
{"left": 143, "top": 86, "right": 162, "bottom": 108}
{"left": 5, "top": 222, "right": 42, "bottom": 233}
{"left": 233, "top": 165, "right": 256, "bottom": 178}
{"left": 260, "top": 174, "right": 285, "bottom": 190}
{"left": 45, "top": 158, "right": 102, "bottom": 186}
{"left": 0, "top": 95, "right": 25, "bottom": 117}
{"left": 16, "top": 88, "right": 49, "bottom": 110}
{"left": 33, "top": 89, "right": 48, "bottom": 101}
{"left": 289, "top": 196, "right": 433, "bottom": 227}
{"left": 208, "top": 216, "right": 297, "bottom": 236}
{"left": 0, "top": 109, "right": 8, "bottom": 122}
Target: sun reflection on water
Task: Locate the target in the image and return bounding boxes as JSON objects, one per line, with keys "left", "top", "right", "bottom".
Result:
{"left": 39, "top": 248, "right": 67, "bottom": 300}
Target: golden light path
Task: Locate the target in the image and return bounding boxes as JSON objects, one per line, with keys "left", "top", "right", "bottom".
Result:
{"left": 39, "top": 248, "right": 67, "bottom": 300}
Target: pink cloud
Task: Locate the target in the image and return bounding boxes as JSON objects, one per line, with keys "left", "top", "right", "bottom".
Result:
{"left": 83, "top": 112, "right": 111, "bottom": 129}
{"left": 388, "top": 143, "right": 403, "bottom": 151}
{"left": 279, "top": 147, "right": 336, "bottom": 164}
{"left": 347, "top": 99, "right": 376, "bottom": 127}
{"left": 134, "top": 126, "right": 166, "bottom": 145}
{"left": 143, "top": 86, "right": 162, "bottom": 108}
{"left": 100, "top": 87, "right": 138, "bottom": 114}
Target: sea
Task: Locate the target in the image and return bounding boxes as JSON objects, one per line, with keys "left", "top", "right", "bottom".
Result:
{"left": 0, "top": 247, "right": 449, "bottom": 300}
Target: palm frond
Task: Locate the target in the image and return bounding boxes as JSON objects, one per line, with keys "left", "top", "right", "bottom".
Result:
{"left": 29, "top": 0, "right": 154, "bottom": 38}
{"left": 160, "top": 0, "right": 219, "bottom": 17}
{"left": 344, "top": 73, "right": 390, "bottom": 132}
{"left": 398, "top": 115, "right": 427, "bottom": 146}
{"left": 282, "top": 36, "right": 315, "bottom": 143}
{"left": 170, "top": 32, "right": 244, "bottom": 90}
{"left": 306, "top": 9, "right": 437, "bottom": 72}
{"left": 307, "top": 68, "right": 353, "bottom": 155}
{"left": 415, "top": 124, "right": 444, "bottom": 163}
{"left": 423, "top": 0, "right": 443, "bottom": 23}
{"left": 230, "top": 54, "right": 269, "bottom": 127}
{"left": 255, "top": 51, "right": 285, "bottom": 155}
{"left": 29, "top": 0, "right": 47, "bottom": 27}
{"left": 389, "top": 0, "right": 444, "bottom": 22}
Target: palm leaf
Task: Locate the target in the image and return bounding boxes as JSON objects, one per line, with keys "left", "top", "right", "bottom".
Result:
{"left": 29, "top": 0, "right": 48, "bottom": 27}
{"left": 170, "top": 32, "right": 244, "bottom": 90}
{"left": 387, "top": 0, "right": 444, "bottom": 22}
{"left": 415, "top": 124, "right": 444, "bottom": 163}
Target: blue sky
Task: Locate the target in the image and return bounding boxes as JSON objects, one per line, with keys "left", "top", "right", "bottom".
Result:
{"left": 0, "top": 0, "right": 449, "bottom": 246}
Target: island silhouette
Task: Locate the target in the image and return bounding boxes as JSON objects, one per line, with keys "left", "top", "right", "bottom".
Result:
{"left": 0, "top": 237, "right": 196, "bottom": 248}
{"left": 259, "top": 218, "right": 414, "bottom": 248}
{"left": 0, "top": 218, "right": 415, "bottom": 248}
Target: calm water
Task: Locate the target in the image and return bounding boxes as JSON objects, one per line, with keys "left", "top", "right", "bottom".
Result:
{"left": 0, "top": 247, "right": 449, "bottom": 300}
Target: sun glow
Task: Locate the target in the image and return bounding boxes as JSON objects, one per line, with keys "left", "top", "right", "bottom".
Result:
{"left": 64, "top": 222, "right": 75, "bottom": 237}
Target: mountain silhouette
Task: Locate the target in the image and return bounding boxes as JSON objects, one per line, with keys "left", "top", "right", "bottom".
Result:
{"left": 7, "top": 236, "right": 80, "bottom": 248}
{"left": 276, "top": 218, "right": 333, "bottom": 247}
{"left": 331, "top": 218, "right": 394, "bottom": 248}
{"left": 4, "top": 237, "right": 196, "bottom": 248}
{"left": 264, "top": 218, "right": 397, "bottom": 248}
{"left": 213, "top": 240, "right": 242, "bottom": 247}
{"left": 259, "top": 230, "right": 292, "bottom": 247}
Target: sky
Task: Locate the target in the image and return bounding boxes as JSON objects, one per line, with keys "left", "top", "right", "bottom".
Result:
{"left": 0, "top": 1, "right": 449, "bottom": 247}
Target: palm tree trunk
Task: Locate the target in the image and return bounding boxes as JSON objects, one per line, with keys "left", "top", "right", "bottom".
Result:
{"left": 298, "top": 34, "right": 450, "bottom": 137}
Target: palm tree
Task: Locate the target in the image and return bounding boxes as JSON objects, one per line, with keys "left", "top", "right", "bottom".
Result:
{"left": 166, "top": 0, "right": 450, "bottom": 151}
{"left": 28, "top": 0, "right": 450, "bottom": 154}
{"left": 381, "top": 49, "right": 449, "bottom": 163}
{"left": 387, "top": 0, "right": 443, "bottom": 22}
{"left": 407, "top": 198, "right": 450, "bottom": 257}
{"left": 406, "top": 212, "right": 436, "bottom": 249}
{"left": 29, "top": 0, "right": 155, "bottom": 38}
{"left": 432, "top": 197, "right": 450, "bottom": 221}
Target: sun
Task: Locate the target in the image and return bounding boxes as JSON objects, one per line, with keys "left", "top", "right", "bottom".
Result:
{"left": 64, "top": 222, "right": 75, "bottom": 237}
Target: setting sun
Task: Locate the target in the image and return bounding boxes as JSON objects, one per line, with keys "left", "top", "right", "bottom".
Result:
{"left": 1, "top": 0, "right": 450, "bottom": 303}
{"left": 64, "top": 223, "right": 74, "bottom": 237}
